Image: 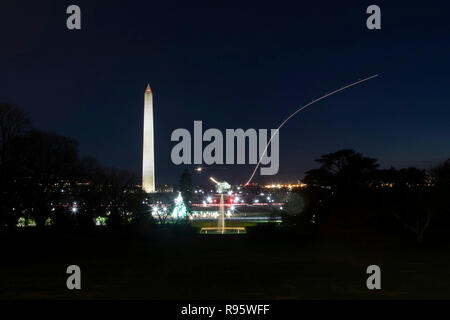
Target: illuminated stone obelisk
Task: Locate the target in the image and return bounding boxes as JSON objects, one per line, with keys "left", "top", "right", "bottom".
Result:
{"left": 142, "top": 84, "right": 155, "bottom": 193}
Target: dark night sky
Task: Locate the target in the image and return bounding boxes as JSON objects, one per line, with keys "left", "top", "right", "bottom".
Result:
{"left": 1, "top": 0, "right": 449, "bottom": 185}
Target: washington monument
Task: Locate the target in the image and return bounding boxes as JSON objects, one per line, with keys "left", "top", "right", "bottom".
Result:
{"left": 142, "top": 84, "right": 155, "bottom": 193}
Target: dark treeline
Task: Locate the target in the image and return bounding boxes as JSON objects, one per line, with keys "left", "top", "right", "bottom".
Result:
{"left": 285, "top": 149, "right": 450, "bottom": 243}
{"left": 2, "top": 103, "right": 450, "bottom": 243}
{"left": 0, "top": 103, "right": 149, "bottom": 230}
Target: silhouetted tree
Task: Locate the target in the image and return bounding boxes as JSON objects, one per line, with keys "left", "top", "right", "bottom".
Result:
{"left": 430, "top": 159, "right": 450, "bottom": 230}
{"left": 390, "top": 191, "right": 432, "bottom": 244}
{"left": 10, "top": 130, "right": 79, "bottom": 226}
{"left": 304, "top": 149, "right": 379, "bottom": 192}
{"left": 179, "top": 168, "right": 192, "bottom": 193}
{"left": 377, "top": 167, "right": 427, "bottom": 188}
{"left": 0, "top": 103, "right": 31, "bottom": 178}
{"left": 432, "top": 159, "right": 450, "bottom": 190}
{"left": 0, "top": 103, "right": 31, "bottom": 227}
{"left": 75, "top": 157, "right": 107, "bottom": 230}
{"left": 376, "top": 166, "right": 431, "bottom": 243}
{"left": 303, "top": 150, "right": 380, "bottom": 231}
{"left": 103, "top": 168, "right": 138, "bottom": 228}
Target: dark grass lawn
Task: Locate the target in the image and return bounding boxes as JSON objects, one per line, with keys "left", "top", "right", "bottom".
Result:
{"left": 1, "top": 228, "right": 449, "bottom": 299}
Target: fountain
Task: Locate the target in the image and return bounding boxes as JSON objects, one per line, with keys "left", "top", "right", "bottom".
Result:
{"left": 199, "top": 178, "right": 246, "bottom": 235}
{"left": 218, "top": 193, "right": 225, "bottom": 234}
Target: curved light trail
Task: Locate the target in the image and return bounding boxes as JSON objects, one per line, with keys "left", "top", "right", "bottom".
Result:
{"left": 245, "top": 74, "right": 379, "bottom": 186}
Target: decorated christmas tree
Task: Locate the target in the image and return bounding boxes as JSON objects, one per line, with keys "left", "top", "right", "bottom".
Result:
{"left": 171, "top": 192, "right": 188, "bottom": 219}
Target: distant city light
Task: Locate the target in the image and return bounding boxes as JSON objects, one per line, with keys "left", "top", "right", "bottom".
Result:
{"left": 264, "top": 182, "right": 307, "bottom": 189}
{"left": 210, "top": 177, "right": 219, "bottom": 184}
